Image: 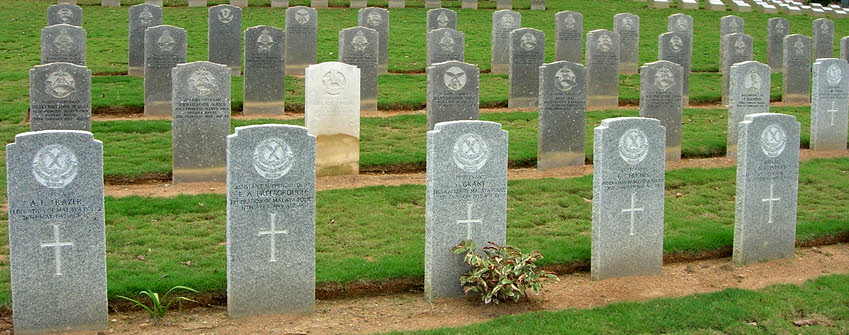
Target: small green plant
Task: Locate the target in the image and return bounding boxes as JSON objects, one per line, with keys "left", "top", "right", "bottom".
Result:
{"left": 118, "top": 286, "right": 198, "bottom": 322}
{"left": 452, "top": 240, "right": 559, "bottom": 304}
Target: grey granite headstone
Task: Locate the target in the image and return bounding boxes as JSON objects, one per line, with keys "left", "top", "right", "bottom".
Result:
{"left": 719, "top": 16, "right": 745, "bottom": 74}
{"left": 339, "top": 27, "right": 379, "bottom": 112}
{"left": 350, "top": 0, "right": 366, "bottom": 8}
{"left": 810, "top": 58, "right": 849, "bottom": 151}
{"left": 767, "top": 18, "right": 789, "bottom": 73}
{"left": 727, "top": 61, "right": 771, "bottom": 158}
{"left": 226, "top": 124, "right": 316, "bottom": 318}
{"left": 188, "top": 0, "right": 206, "bottom": 7}
{"left": 209, "top": 5, "right": 242, "bottom": 77}
{"left": 658, "top": 32, "right": 692, "bottom": 106}
{"left": 508, "top": 28, "right": 544, "bottom": 108}
{"left": 47, "top": 4, "right": 82, "bottom": 27}
{"left": 144, "top": 25, "right": 187, "bottom": 117}
{"left": 128, "top": 4, "right": 162, "bottom": 77}
{"left": 102, "top": 0, "right": 119, "bottom": 6}
{"left": 531, "top": 0, "right": 545, "bottom": 10}
{"left": 171, "top": 61, "right": 231, "bottom": 184}
{"left": 311, "top": 0, "right": 328, "bottom": 8}
{"left": 427, "top": 28, "right": 465, "bottom": 67}
{"left": 231, "top": 0, "right": 248, "bottom": 7}
{"left": 244, "top": 25, "right": 285, "bottom": 115}
{"left": 462, "top": 0, "right": 477, "bottom": 9}
{"left": 6, "top": 130, "right": 106, "bottom": 334}
{"left": 305, "top": 62, "right": 360, "bottom": 176}
{"left": 733, "top": 113, "right": 800, "bottom": 264}
{"left": 842, "top": 37, "right": 849, "bottom": 65}
{"left": 146, "top": 0, "right": 162, "bottom": 5}
{"left": 491, "top": 10, "right": 521, "bottom": 75}
{"left": 29, "top": 62, "right": 91, "bottom": 131}
{"left": 782, "top": 34, "right": 811, "bottom": 104}
{"left": 285, "top": 6, "right": 317, "bottom": 77}
{"left": 426, "top": 8, "right": 456, "bottom": 33}
{"left": 555, "top": 11, "right": 582, "bottom": 63}
{"left": 538, "top": 61, "right": 586, "bottom": 169}
{"left": 389, "top": 0, "right": 405, "bottom": 8}
{"left": 586, "top": 29, "right": 620, "bottom": 109}
{"left": 427, "top": 61, "right": 479, "bottom": 130}
{"left": 613, "top": 13, "right": 639, "bottom": 75}
{"left": 592, "top": 117, "right": 665, "bottom": 280}
{"left": 639, "top": 61, "right": 682, "bottom": 162}
{"left": 41, "top": 24, "right": 86, "bottom": 66}
{"left": 358, "top": 8, "right": 389, "bottom": 74}
{"left": 271, "top": 0, "right": 288, "bottom": 8}
{"left": 425, "top": 120, "right": 508, "bottom": 301}
{"left": 425, "top": 0, "right": 441, "bottom": 8}
{"left": 721, "top": 33, "right": 753, "bottom": 105}
{"left": 813, "top": 18, "right": 834, "bottom": 60}
{"left": 58, "top": 0, "right": 77, "bottom": 4}
{"left": 667, "top": 13, "right": 693, "bottom": 43}
{"left": 496, "top": 0, "right": 512, "bottom": 9}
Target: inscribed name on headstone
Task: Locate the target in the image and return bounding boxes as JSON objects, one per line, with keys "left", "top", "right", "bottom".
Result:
{"left": 719, "top": 15, "right": 745, "bottom": 74}
{"left": 29, "top": 62, "right": 91, "bottom": 131}
{"left": 538, "top": 61, "right": 587, "bottom": 169}
{"left": 144, "top": 25, "right": 187, "bottom": 116}
{"left": 128, "top": 4, "right": 162, "bottom": 77}
{"left": 491, "top": 10, "right": 521, "bottom": 75}
{"left": 358, "top": 7, "right": 389, "bottom": 74}
{"left": 425, "top": 120, "right": 508, "bottom": 301}
{"left": 244, "top": 25, "right": 285, "bottom": 115}
{"left": 285, "top": 6, "right": 317, "bottom": 77}
{"left": 339, "top": 27, "right": 379, "bottom": 112}
{"left": 658, "top": 31, "right": 692, "bottom": 106}
{"left": 727, "top": 61, "right": 771, "bottom": 158}
{"left": 639, "top": 60, "right": 683, "bottom": 161}
{"left": 782, "top": 34, "right": 811, "bottom": 104}
{"left": 508, "top": 28, "right": 544, "bottom": 108}
{"left": 721, "top": 33, "right": 753, "bottom": 105}
{"left": 427, "top": 61, "right": 479, "bottom": 130}
{"left": 41, "top": 24, "right": 86, "bottom": 66}
{"left": 6, "top": 130, "right": 107, "bottom": 334}
{"left": 426, "top": 8, "right": 456, "bottom": 32}
{"left": 813, "top": 18, "right": 834, "bottom": 60}
{"left": 226, "top": 124, "right": 316, "bottom": 318}
{"left": 209, "top": 5, "right": 242, "bottom": 76}
{"left": 613, "top": 13, "right": 639, "bottom": 75}
{"left": 768, "top": 18, "right": 789, "bottom": 73}
{"left": 592, "top": 117, "right": 665, "bottom": 280}
{"left": 427, "top": 28, "right": 465, "bottom": 67}
{"left": 305, "top": 62, "right": 360, "bottom": 176}
{"left": 47, "top": 4, "right": 82, "bottom": 27}
{"left": 555, "top": 11, "right": 583, "bottom": 63}
{"left": 171, "top": 61, "right": 231, "bottom": 183}
{"left": 810, "top": 58, "right": 849, "bottom": 151}
{"left": 733, "top": 113, "right": 800, "bottom": 264}
{"left": 586, "top": 29, "right": 620, "bottom": 109}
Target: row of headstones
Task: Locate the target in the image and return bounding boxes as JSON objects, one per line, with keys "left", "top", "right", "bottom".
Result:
{"left": 646, "top": 0, "right": 849, "bottom": 18}
{"left": 59, "top": 0, "right": 546, "bottom": 9}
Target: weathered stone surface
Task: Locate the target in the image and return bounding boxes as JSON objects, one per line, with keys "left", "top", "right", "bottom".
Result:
{"left": 721, "top": 33, "right": 753, "bottom": 105}
{"left": 358, "top": 7, "right": 389, "bottom": 74}
{"left": 271, "top": 0, "right": 288, "bottom": 8}
{"left": 47, "top": 4, "right": 82, "bottom": 27}
{"left": 425, "top": 120, "right": 508, "bottom": 301}
{"left": 425, "top": 0, "right": 441, "bottom": 8}
{"left": 339, "top": 27, "right": 379, "bottom": 112}
{"left": 496, "top": 0, "right": 512, "bottom": 9}
{"left": 666, "top": 13, "right": 693, "bottom": 46}
{"left": 727, "top": 61, "right": 771, "bottom": 158}
{"left": 226, "top": 124, "right": 316, "bottom": 318}
{"left": 208, "top": 5, "right": 242, "bottom": 77}
{"left": 813, "top": 18, "right": 834, "bottom": 60}
{"left": 350, "top": 0, "right": 366, "bottom": 8}
{"left": 427, "top": 28, "right": 465, "bottom": 67}
{"left": 41, "top": 24, "right": 86, "bottom": 66}
{"left": 733, "top": 113, "right": 800, "bottom": 264}
{"left": 388, "top": 0, "right": 405, "bottom": 8}
{"left": 58, "top": 0, "right": 77, "bottom": 4}
{"left": 29, "top": 62, "right": 91, "bottom": 131}
{"left": 613, "top": 13, "right": 639, "bottom": 75}
{"left": 188, "top": 0, "right": 207, "bottom": 7}
{"left": 144, "top": 25, "right": 187, "bottom": 116}
{"left": 171, "top": 61, "right": 231, "bottom": 184}
{"left": 639, "top": 61, "right": 682, "bottom": 162}
{"left": 586, "top": 29, "right": 620, "bottom": 109}
{"left": 7, "top": 130, "right": 107, "bottom": 334}
{"left": 285, "top": 6, "right": 317, "bottom": 77}
{"left": 426, "top": 8, "right": 456, "bottom": 32}
{"left": 810, "top": 58, "right": 849, "bottom": 151}
{"left": 531, "top": 0, "right": 545, "bottom": 10}
{"left": 592, "top": 117, "right": 665, "bottom": 280}
{"left": 555, "top": 11, "right": 582, "bottom": 63}
{"left": 310, "top": 0, "right": 328, "bottom": 8}
{"left": 304, "top": 62, "right": 360, "bottom": 176}
{"left": 244, "top": 25, "right": 285, "bottom": 115}
{"left": 461, "top": 0, "right": 477, "bottom": 9}
{"left": 102, "top": 0, "right": 119, "bottom": 6}
{"left": 841, "top": 37, "right": 849, "bottom": 65}
{"left": 508, "top": 28, "right": 544, "bottom": 108}
{"left": 128, "top": 4, "right": 162, "bottom": 77}
{"left": 782, "top": 34, "right": 812, "bottom": 104}
{"left": 490, "top": 10, "right": 521, "bottom": 75}
{"left": 538, "top": 61, "right": 586, "bottom": 169}
{"left": 768, "top": 18, "right": 790, "bottom": 73}
{"left": 719, "top": 15, "right": 745, "bottom": 74}
{"left": 427, "top": 61, "right": 479, "bottom": 130}
{"left": 231, "top": 0, "right": 248, "bottom": 7}
{"left": 146, "top": 0, "right": 163, "bottom": 6}
{"left": 658, "top": 31, "right": 692, "bottom": 106}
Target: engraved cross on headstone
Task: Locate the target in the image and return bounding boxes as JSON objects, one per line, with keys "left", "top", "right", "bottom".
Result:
{"left": 827, "top": 100, "right": 838, "bottom": 126}
{"left": 621, "top": 192, "right": 644, "bottom": 236}
{"left": 456, "top": 203, "right": 482, "bottom": 240}
{"left": 257, "top": 212, "right": 288, "bottom": 262}
{"left": 40, "top": 223, "right": 73, "bottom": 276}
{"left": 761, "top": 184, "right": 781, "bottom": 224}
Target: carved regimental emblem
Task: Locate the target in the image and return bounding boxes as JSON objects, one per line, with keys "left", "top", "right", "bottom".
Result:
{"left": 654, "top": 67, "right": 675, "bottom": 92}
{"left": 32, "top": 144, "right": 79, "bottom": 189}
{"left": 45, "top": 70, "right": 76, "bottom": 99}
{"left": 734, "top": 37, "right": 746, "bottom": 55}
{"left": 774, "top": 21, "right": 785, "bottom": 34}
{"left": 295, "top": 9, "right": 311, "bottom": 25}
{"left": 453, "top": 133, "right": 491, "bottom": 173}
{"left": 439, "top": 32, "right": 455, "bottom": 52}
{"left": 618, "top": 128, "right": 649, "bottom": 165}
{"left": 500, "top": 14, "right": 516, "bottom": 29}
{"left": 443, "top": 66, "right": 467, "bottom": 91}
{"left": 745, "top": 67, "right": 762, "bottom": 93}
{"left": 217, "top": 7, "right": 234, "bottom": 24}
{"left": 322, "top": 70, "right": 346, "bottom": 95}
{"left": 794, "top": 39, "right": 805, "bottom": 56}
{"left": 53, "top": 28, "right": 75, "bottom": 53}
{"left": 819, "top": 21, "right": 829, "bottom": 34}
{"left": 729, "top": 19, "right": 739, "bottom": 32}
{"left": 520, "top": 32, "right": 537, "bottom": 51}
{"left": 827, "top": 63, "right": 842, "bottom": 86}
{"left": 564, "top": 13, "right": 576, "bottom": 30}
{"left": 598, "top": 33, "right": 613, "bottom": 53}
{"left": 670, "top": 35, "right": 683, "bottom": 53}
{"left": 675, "top": 17, "right": 688, "bottom": 32}
{"left": 554, "top": 66, "right": 576, "bottom": 92}
{"left": 252, "top": 138, "right": 294, "bottom": 180}
{"left": 437, "top": 12, "right": 449, "bottom": 28}
{"left": 139, "top": 7, "right": 154, "bottom": 25}
{"left": 760, "top": 124, "right": 787, "bottom": 158}
{"left": 188, "top": 69, "right": 217, "bottom": 96}
{"left": 257, "top": 29, "right": 274, "bottom": 52}
{"left": 157, "top": 29, "right": 176, "bottom": 52}
{"left": 352, "top": 30, "right": 369, "bottom": 52}
{"left": 56, "top": 8, "right": 73, "bottom": 24}
{"left": 622, "top": 16, "right": 634, "bottom": 30}
{"left": 367, "top": 11, "right": 382, "bottom": 27}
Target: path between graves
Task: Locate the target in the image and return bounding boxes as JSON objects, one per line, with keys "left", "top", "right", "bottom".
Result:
{"left": 47, "top": 244, "right": 849, "bottom": 335}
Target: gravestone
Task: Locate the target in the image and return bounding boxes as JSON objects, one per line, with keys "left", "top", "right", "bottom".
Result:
{"left": 188, "top": 0, "right": 206, "bottom": 6}
{"left": 41, "top": 24, "right": 86, "bottom": 66}
{"left": 721, "top": 33, "right": 753, "bottom": 105}
{"left": 427, "top": 61, "right": 479, "bottom": 130}
{"left": 6, "top": 130, "right": 106, "bottom": 334}
{"left": 389, "top": 0, "right": 405, "bottom": 8}
{"left": 658, "top": 32, "right": 692, "bottom": 106}
{"left": 490, "top": 10, "right": 521, "bottom": 75}
{"left": 58, "top": 0, "right": 77, "bottom": 3}
{"left": 271, "top": 0, "right": 288, "bottom": 8}
{"left": 244, "top": 26, "right": 285, "bottom": 115}
{"left": 462, "top": 0, "right": 477, "bottom": 9}
{"left": 311, "top": 0, "right": 328, "bottom": 8}
{"left": 102, "top": 0, "right": 119, "bottom": 6}
{"left": 231, "top": 0, "right": 247, "bottom": 7}
{"left": 592, "top": 117, "right": 666, "bottom": 280}
{"left": 29, "top": 62, "right": 91, "bottom": 131}
{"left": 350, "top": 0, "right": 366, "bottom": 8}
{"left": 304, "top": 62, "right": 360, "bottom": 176}
{"left": 719, "top": 16, "right": 745, "bottom": 74}
{"left": 128, "top": 4, "right": 162, "bottom": 77}
{"left": 810, "top": 58, "right": 849, "bottom": 151}
{"left": 639, "top": 61, "right": 683, "bottom": 162}
{"left": 226, "top": 125, "right": 316, "bottom": 318}
{"left": 144, "top": 25, "right": 187, "bottom": 116}
{"left": 358, "top": 8, "right": 389, "bottom": 74}
{"left": 733, "top": 113, "right": 800, "bottom": 265}
{"left": 339, "top": 27, "right": 379, "bottom": 112}
{"left": 508, "top": 28, "right": 545, "bottom": 108}
{"left": 425, "top": 120, "right": 508, "bottom": 301}
{"left": 47, "top": 4, "right": 82, "bottom": 27}
{"left": 782, "top": 34, "right": 811, "bottom": 104}
{"left": 531, "top": 0, "right": 545, "bottom": 10}
{"left": 497, "top": 0, "right": 512, "bottom": 9}
{"left": 586, "top": 29, "right": 620, "bottom": 109}
{"left": 285, "top": 6, "right": 317, "bottom": 77}
{"left": 767, "top": 18, "right": 790, "bottom": 73}
{"left": 666, "top": 14, "right": 693, "bottom": 52}
{"left": 146, "top": 0, "right": 163, "bottom": 5}
{"left": 427, "top": 28, "right": 465, "bottom": 67}
{"left": 208, "top": 5, "right": 242, "bottom": 77}
{"left": 425, "top": 0, "right": 441, "bottom": 8}
{"left": 842, "top": 37, "right": 849, "bottom": 65}
{"left": 613, "top": 13, "right": 639, "bottom": 75}
{"left": 537, "top": 61, "right": 587, "bottom": 169}
{"left": 813, "top": 19, "right": 834, "bottom": 60}
{"left": 727, "top": 61, "right": 771, "bottom": 158}
{"left": 171, "top": 62, "right": 231, "bottom": 184}
{"left": 426, "top": 8, "right": 456, "bottom": 32}
{"left": 555, "top": 11, "right": 583, "bottom": 63}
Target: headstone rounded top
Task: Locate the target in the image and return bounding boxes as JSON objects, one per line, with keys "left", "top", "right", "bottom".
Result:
{"left": 47, "top": 3, "right": 82, "bottom": 26}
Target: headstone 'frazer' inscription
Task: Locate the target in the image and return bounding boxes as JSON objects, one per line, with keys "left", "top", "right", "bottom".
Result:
{"left": 782, "top": 34, "right": 811, "bottom": 104}
{"left": 813, "top": 18, "right": 834, "bottom": 60}
{"left": 339, "top": 27, "right": 379, "bottom": 112}
{"left": 285, "top": 6, "right": 318, "bottom": 77}
{"left": 586, "top": 29, "right": 620, "bottom": 109}
{"left": 358, "top": 7, "right": 389, "bottom": 74}
{"left": 555, "top": 11, "right": 583, "bottom": 63}
{"left": 171, "top": 62, "right": 231, "bottom": 184}
{"left": 425, "top": 120, "right": 508, "bottom": 301}
{"left": 426, "top": 8, "right": 456, "bottom": 32}
{"left": 508, "top": 28, "right": 544, "bottom": 108}
{"left": 613, "top": 13, "right": 639, "bottom": 75}
{"left": 208, "top": 5, "right": 242, "bottom": 77}
{"left": 47, "top": 4, "right": 82, "bottom": 27}
{"left": 658, "top": 31, "right": 692, "bottom": 106}
{"left": 7, "top": 130, "right": 107, "bottom": 334}
{"left": 727, "top": 61, "right": 771, "bottom": 158}
{"left": 305, "top": 62, "right": 360, "bottom": 176}
{"left": 427, "top": 28, "right": 465, "bottom": 67}
{"left": 733, "top": 113, "right": 800, "bottom": 265}
{"left": 639, "top": 60, "right": 683, "bottom": 162}
{"left": 29, "top": 62, "right": 91, "bottom": 131}
{"left": 427, "top": 61, "right": 480, "bottom": 130}
{"left": 226, "top": 125, "right": 316, "bottom": 318}
{"left": 128, "top": 4, "right": 162, "bottom": 77}
{"left": 144, "top": 25, "right": 187, "bottom": 116}
{"left": 538, "top": 61, "right": 587, "bottom": 169}
{"left": 244, "top": 25, "right": 285, "bottom": 115}
{"left": 720, "top": 33, "right": 753, "bottom": 105}
{"left": 41, "top": 24, "right": 86, "bottom": 66}
{"left": 490, "top": 10, "right": 521, "bottom": 75}
{"left": 767, "top": 18, "right": 789, "bottom": 73}
{"left": 811, "top": 58, "right": 849, "bottom": 151}
{"left": 592, "top": 117, "right": 665, "bottom": 280}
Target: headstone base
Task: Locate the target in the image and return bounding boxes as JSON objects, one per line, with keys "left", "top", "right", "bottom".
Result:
{"left": 310, "top": 0, "right": 328, "bottom": 8}
{"left": 707, "top": 2, "right": 726, "bottom": 11}
{"left": 531, "top": 0, "right": 545, "bottom": 10}
{"left": 188, "top": 0, "right": 207, "bottom": 6}
{"left": 286, "top": 65, "right": 307, "bottom": 78}
{"left": 538, "top": 152, "right": 584, "bottom": 170}
{"left": 144, "top": 101, "right": 172, "bottom": 117}
{"left": 58, "top": 0, "right": 78, "bottom": 3}
{"left": 588, "top": 96, "right": 618, "bottom": 110}
{"left": 350, "top": 0, "right": 366, "bottom": 8}
{"left": 782, "top": 94, "right": 810, "bottom": 105}
{"left": 243, "top": 102, "right": 285, "bottom": 115}
{"left": 361, "top": 100, "right": 377, "bottom": 113}
{"left": 378, "top": 64, "right": 388, "bottom": 75}
{"left": 230, "top": 67, "right": 241, "bottom": 77}
{"left": 388, "top": 0, "right": 405, "bottom": 8}
{"left": 462, "top": 0, "right": 478, "bottom": 9}
{"left": 102, "top": 0, "right": 120, "bottom": 6}
{"left": 425, "top": 0, "right": 441, "bottom": 8}
{"left": 496, "top": 2, "right": 512, "bottom": 10}
{"left": 128, "top": 66, "right": 144, "bottom": 77}
{"left": 508, "top": 97, "right": 537, "bottom": 109}
{"left": 491, "top": 64, "right": 508, "bottom": 74}
{"left": 683, "top": 95, "right": 689, "bottom": 107}
{"left": 270, "top": 0, "right": 288, "bottom": 7}
{"left": 173, "top": 169, "right": 227, "bottom": 184}
{"left": 619, "top": 63, "right": 638, "bottom": 75}
{"left": 146, "top": 0, "right": 163, "bottom": 6}
{"left": 316, "top": 134, "right": 359, "bottom": 177}
{"left": 230, "top": 0, "right": 247, "bottom": 7}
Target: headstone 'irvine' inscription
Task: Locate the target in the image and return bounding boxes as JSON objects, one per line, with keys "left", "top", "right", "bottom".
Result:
{"left": 537, "top": 61, "right": 587, "bottom": 169}
{"left": 810, "top": 58, "right": 849, "bottom": 151}
{"left": 491, "top": 10, "right": 521, "bottom": 75}
{"left": 768, "top": 18, "right": 789, "bottom": 73}
{"left": 339, "top": 27, "right": 379, "bottom": 112}
{"left": 586, "top": 29, "right": 620, "bottom": 109}
{"left": 358, "top": 7, "right": 389, "bottom": 74}
{"left": 782, "top": 34, "right": 811, "bottom": 104}
{"left": 813, "top": 18, "right": 834, "bottom": 60}
{"left": 613, "top": 13, "right": 639, "bottom": 75}
{"left": 727, "top": 61, "right": 771, "bottom": 158}
{"left": 29, "top": 62, "right": 91, "bottom": 131}
{"left": 425, "top": 120, "right": 508, "bottom": 301}
{"left": 555, "top": 11, "right": 583, "bottom": 63}
{"left": 427, "top": 60, "right": 480, "bottom": 130}
{"left": 144, "top": 25, "right": 187, "bottom": 116}
{"left": 639, "top": 61, "right": 683, "bottom": 161}
{"left": 128, "top": 4, "right": 162, "bottom": 77}
{"left": 508, "top": 28, "right": 545, "bottom": 108}
{"left": 47, "top": 4, "right": 82, "bottom": 27}
{"left": 226, "top": 125, "right": 316, "bottom": 318}
{"left": 721, "top": 33, "right": 753, "bottom": 105}
{"left": 285, "top": 6, "right": 317, "bottom": 77}
{"left": 733, "top": 113, "right": 800, "bottom": 265}
{"left": 171, "top": 62, "right": 231, "bottom": 184}
{"left": 427, "top": 28, "right": 465, "bottom": 67}
{"left": 208, "top": 5, "right": 242, "bottom": 76}
{"left": 426, "top": 8, "right": 456, "bottom": 32}
{"left": 41, "top": 24, "right": 86, "bottom": 66}
{"left": 719, "top": 15, "right": 745, "bottom": 74}
{"left": 658, "top": 31, "right": 692, "bottom": 106}
{"left": 305, "top": 62, "right": 360, "bottom": 176}
{"left": 244, "top": 25, "right": 285, "bottom": 115}
{"left": 7, "top": 130, "right": 107, "bottom": 334}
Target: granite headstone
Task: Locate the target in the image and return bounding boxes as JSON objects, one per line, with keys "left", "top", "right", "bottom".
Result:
{"left": 508, "top": 28, "right": 545, "bottom": 108}
{"left": 47, "top": 4, "right": 82, "bottom": 27}
{"left": 555, "top": 11, "right": 583, "bottom": 63}
{"left": 768, "top": 18, "right": 789, "bottom": 73}
{"left": 727, "top": 61, "right": 771, "bottom": 158}
{"left": 586, "top": 29, "right": 620, "bottom": 109}
{"left": 427, "top": 28, "right": 465, "bottom": 67}
{"left": 29, "top": 62, "right": 91, "bottom": 131}
{"left": 305, "top": 62, "right": 360, "bottom": 176}
{"left": 144, "top": 25, "right": 187, "bottom": 116}
{"left": 427, "top": 60, "right": 479, "bottom": 130}
{"left": 810, "top": 58, "right": 849, "bottom": 151}
{"left": 426, "top": 8, "right": 456, "bottom": 32}
{"left": 537, "top": 61, "right": 587, "bottom": 169}
{"left": 285, "top": 6, "right": 317, "bottom": 77}
{"left": 496, "top": 0, "right": 512, "bottom": 9}
{"left": 244, "top": 25, "right": 285, "bottom": 115}
{"left": 782, "top": 34, "right": 811, "bottom": 104}
{"left": 208, "top": 5, "right": 242, "bottom": 77}
{"left": 358, "top": 8, "right": 389, "bottom": 74}
{"left": 639, "top": 61, "right": 682, "bottom": 161}
{"left": 339, "top": 27, "right": 379, "bottom": 112}
{"left": 658, "top": 31, "right": 692, "bottom": 106}
{"left": 720, "top": 16, "right": 745, "bottom": 74}
{"left": 721, "top": 33, "right": 753, "bottom": 105}
{"left": 813, "top": 18, "right": 834, "bottom": 60}
{"left": 613, "top": 13, "right": 639, "bottom": 75}
{"left": 128, "top": 4, "right": 163, "bottom": 77}
{"left": 491, "top": 10, "right": 521, "bottom": 74}
{"left": 41, "top": 24, "right": 86, "bottom": 66}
